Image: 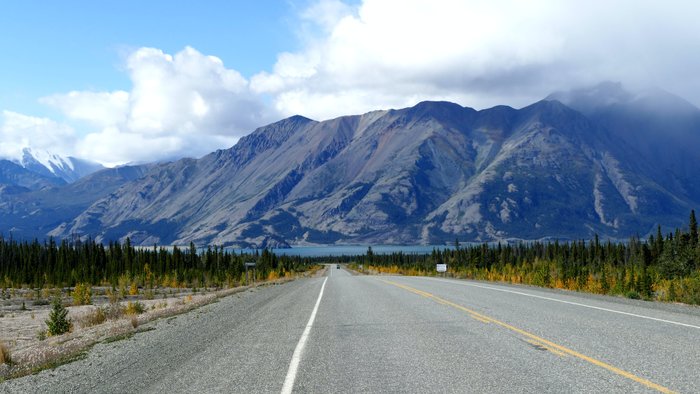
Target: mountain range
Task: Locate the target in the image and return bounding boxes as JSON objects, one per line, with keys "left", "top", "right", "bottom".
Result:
{"left": 0, "top": 147, "right": 104, "bottom": 192}
{"left": 1, "top": 83, "right": 698, "bottom": 247}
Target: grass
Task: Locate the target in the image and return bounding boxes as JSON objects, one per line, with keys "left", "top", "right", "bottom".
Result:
{"left": 0, "top": 341, "right": 11, "bottom": 365}
{"left": 0, "top": 275, "right": 299, "bottom": 381}
{"left": 27, "top": 351, "right": 88, "bottom": 377}
{"left": 76, "top": 308, "right": 106, "bottom": 328}
{"left": 102, "top": 332, "right": 134, "bottom": 344}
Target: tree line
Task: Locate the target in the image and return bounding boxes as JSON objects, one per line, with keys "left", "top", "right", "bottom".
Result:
{"left": 351, "top": 211, "right": 700, "bottom": 304}
{"left": 1, "top": 211, "right": 698, "bottom": 304}
{"left": 0, "top": 237, "right": 315, "bottom": 290}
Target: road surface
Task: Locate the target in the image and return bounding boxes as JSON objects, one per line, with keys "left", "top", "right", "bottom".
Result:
{"left": 3, "top": 266, "right": 699, "bottom": 393}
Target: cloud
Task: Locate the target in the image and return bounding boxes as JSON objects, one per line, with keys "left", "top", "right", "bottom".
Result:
{"left": 43, "top": 46, "right": 275, "bottom": 165}
{"left": 5, "top": 1, "right": 700, "bottom": 166}
{"left": 40, "top": 91, "right": 129, "bottom": 127}
{"left": 0, "top": 111, "right": 76, "bottom": 160}
{"left": 252, "top": 0, "right": 700, "bottom": 120}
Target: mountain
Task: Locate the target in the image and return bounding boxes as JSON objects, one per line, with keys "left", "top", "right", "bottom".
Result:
{"left": 0, "top": 159, "right": 65, "bottom": 193}
{"left": 3, "top": 85, "right": 698, "bottom": 246}
{"left": 0, "top": 164, "right": 154, "bottom": 239}
{"left": 548, "top": 82, "right": 700, "bottom": 199}
{"left": 39, "top": 91, "right": 698, "bottom": 247}
{"left": 13, "top": 148, "right": 104, "bottom": 183}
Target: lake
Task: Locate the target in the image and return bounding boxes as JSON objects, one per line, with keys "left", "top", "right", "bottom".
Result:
{"left": 231, "top": 244, "right": 456, "bottom": 257}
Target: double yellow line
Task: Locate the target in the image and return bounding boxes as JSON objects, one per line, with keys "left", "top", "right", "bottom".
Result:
{"left": 381, "top": 279, "right": 676, "bottom": 394}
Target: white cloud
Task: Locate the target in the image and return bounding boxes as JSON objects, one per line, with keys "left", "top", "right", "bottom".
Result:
{"left": 253, "top": 0, "right": 700, "bottom": 120}
{"left": 5, "top": 1, "right": 700, "bottom": 166}
{"left": 43, "top": 46, "right": 275, "bottom": 165}
{"left": 0, "top": 111, "right": 76, "bottom": 160}
{"left": 40, "top": 91, "right": 129, "bottom": 127}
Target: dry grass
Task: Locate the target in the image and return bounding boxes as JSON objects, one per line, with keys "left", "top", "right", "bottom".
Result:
{"left": 76, "top": 308, "right": 106, "bottom": 329}
{"left": 0, "top": 342, "right": 10, "bottom": 365}
{"left": 0, "top": 274, "right": 305, "bottom": 380}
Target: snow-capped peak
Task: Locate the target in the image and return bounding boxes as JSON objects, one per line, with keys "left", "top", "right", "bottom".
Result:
{"left": 10, "top": 147, "right": 104, "bottom": 183}
{"left": 21, "top": 147, "right": 74, "bottom": 174}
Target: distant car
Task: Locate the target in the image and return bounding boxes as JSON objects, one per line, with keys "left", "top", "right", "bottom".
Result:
{"left": 336, "top": 264, "right": 340, "bottom": 269}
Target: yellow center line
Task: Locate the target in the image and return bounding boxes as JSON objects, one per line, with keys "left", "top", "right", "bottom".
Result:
{"left": 381, "top": 279, "right": 676, "bottom": 394}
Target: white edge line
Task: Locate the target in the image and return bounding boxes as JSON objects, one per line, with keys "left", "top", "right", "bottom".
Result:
{"left": 281, "top": 277, "right": 328, "bottom": 394}
{"left": 419, "top": 277, "right": 700, "bottom": 330}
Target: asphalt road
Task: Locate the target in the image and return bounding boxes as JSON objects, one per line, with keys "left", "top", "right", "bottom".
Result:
{"left": 3, "top": 266, "right": 700, "bottom": 393}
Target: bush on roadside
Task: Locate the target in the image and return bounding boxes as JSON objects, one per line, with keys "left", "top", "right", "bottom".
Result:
{"left": 129, "top": 282, "right": 139, "bottom": 296}
{"left": 77, "top": 307, "right": 106, "bottom": 328}
{"left": 0, "top": 341, "right": 10, "bottom": 365}
{"left": 103, "top": 303, "right": 124, "bottom": 320}
{"left": 46, "top": 297, "right": 72, "bottom": 336}
{"left": 72, "top": 283, "right": 92, "bottom": 306}
{"left": 125, "top": 301, "right": 145, "bottom": 315}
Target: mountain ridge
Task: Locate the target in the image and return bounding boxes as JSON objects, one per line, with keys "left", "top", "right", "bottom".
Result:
{"left": 2, "top": 83, "right": 699, "bottom": 246}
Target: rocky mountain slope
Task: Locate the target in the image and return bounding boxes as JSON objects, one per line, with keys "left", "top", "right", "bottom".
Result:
{"left": 2, "top": 84, "right": 698, "bottom": 246}
{"left": 0, "top": 164, "right": 153, "bottom": 239}
{"left": 29, "top": 85, "right": 696, "bottom": 247}
{"left": 0, "top": 159, "right": 65, "bottom": 193}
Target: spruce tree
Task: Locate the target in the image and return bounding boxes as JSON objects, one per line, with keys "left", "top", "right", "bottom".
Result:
{"left": 46, "top": 297, "right": 72, "bottom": 336}
{"left": 690, "top": 210, "right": 698, "bottom": 247}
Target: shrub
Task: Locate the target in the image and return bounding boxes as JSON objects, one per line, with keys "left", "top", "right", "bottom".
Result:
{"left": 36, "top": 329, "right": 47, "bottom": 341}
{"left": 72, "top": 283, "right": 92, "bottom": 306}
{"left": 33, "top": 298, "right": 50, "bottom": 306}
{"left": 130, "top": 315, "right": 139, "bottom": 329}
{"left": 0, "top": 341, "right": 10, "bottom": 365}
{"left": 625, "top": 290, "right": 641, "bottom": 300}
{"left": 78, "top": 307, "right": 106, "bottom": 328}
{"left": 46, "top": 297, "right": 72, "bottom": 336}
{"left": 129, "top": 282, "right": 139, "bottom": 296}
{"left": 103, "top": 303, "right": 124, "bottom": 320}
{"left": 106, "top": 287, "right": 121, "bottom": 304}
{"left": 125, "top": 301, "right": 145, "bottom": 315}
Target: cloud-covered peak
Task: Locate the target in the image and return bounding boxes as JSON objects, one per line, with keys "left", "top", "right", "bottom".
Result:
{"left": 0, "top": 111, "right": 76, "bottom": 161}
{"left": 251, "top": 0, "right": 700, "bottom": 121}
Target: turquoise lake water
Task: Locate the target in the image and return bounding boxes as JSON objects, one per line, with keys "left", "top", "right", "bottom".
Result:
{"left": 231, "top": 244, "right": 456, "bottom": 257}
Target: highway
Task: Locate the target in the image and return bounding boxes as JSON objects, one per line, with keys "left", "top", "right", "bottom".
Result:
{"left": 3, "top": 265, "right": 700, "bottom": 393}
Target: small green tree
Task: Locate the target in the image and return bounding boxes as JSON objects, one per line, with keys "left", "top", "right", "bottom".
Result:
{"left": 46, "top": 297, "right": 72, "bottom": 336}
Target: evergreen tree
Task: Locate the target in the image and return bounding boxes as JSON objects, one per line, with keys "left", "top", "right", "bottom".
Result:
{"left": 690, "top": 210, "right": 698, "bottom": 247}
{"left": 46, "top": 297, "right": 72, "bottom": 336}
{"left": 655, "top": 225, "right": 664, "bottom": 257}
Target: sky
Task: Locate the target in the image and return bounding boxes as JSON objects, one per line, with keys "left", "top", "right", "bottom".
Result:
{"left": 1, "top": 0, "right": 699, "bottom": 166}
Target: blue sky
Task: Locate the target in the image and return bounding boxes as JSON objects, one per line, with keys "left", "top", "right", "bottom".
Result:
{"left": 0, "top": 1, "right": 303, "bottom": 117}
{"left": 1, "top": 0, "right": 699, "bottom": 166}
